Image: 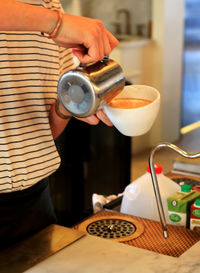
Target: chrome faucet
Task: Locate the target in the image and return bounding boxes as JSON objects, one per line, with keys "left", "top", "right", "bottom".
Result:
{"left": 148, "top": 142, "right": 200, "bottom": 239}
{"left": 116, "top": 9, "right": 131, "bottom": 35}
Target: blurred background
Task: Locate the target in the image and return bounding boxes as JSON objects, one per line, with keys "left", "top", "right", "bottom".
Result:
{"left": 182, "top": 0, "right": 200, "bottom": 126}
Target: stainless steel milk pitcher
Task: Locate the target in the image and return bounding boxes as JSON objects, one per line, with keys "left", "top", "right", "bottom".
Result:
{"left": 57, "top": 57, "right": 125, "bottom": 117}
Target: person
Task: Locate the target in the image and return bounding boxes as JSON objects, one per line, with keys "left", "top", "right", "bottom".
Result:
{"left": 0, "top": 0, "right": 118, "bottom": 249}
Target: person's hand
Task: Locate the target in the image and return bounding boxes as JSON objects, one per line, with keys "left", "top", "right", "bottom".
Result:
{"left": 53, "top": 13, "right": 118, "bottom": 63}
{"left": 76, "top": 108, "right": 113, "bottom": 127}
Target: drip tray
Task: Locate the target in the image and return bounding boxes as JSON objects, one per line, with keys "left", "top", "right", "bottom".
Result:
{"left": 74, "top": 210, "right": 200, "bottom": 257}
{"left": 78, "top": 214, "right": 144, "bottom": 242}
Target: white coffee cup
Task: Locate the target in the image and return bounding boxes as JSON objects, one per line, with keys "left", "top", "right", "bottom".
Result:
{"left": 104, "top": 85, "right": 160, "bottom": 137}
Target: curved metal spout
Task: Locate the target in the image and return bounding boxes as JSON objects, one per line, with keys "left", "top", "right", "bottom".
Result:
{"left": 148, "top": 142, "right": 200, "bottom": 239}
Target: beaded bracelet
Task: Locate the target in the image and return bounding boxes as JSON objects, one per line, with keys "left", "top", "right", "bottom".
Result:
{"left": 41, "top": 10, "right": 63, "bottom": 39}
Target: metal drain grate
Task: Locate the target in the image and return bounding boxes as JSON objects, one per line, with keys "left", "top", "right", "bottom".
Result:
{"left": 87, "top": 218, "right": 136, "bottom": 239}
{"left": 76, "top": 214, "right": 144, "bottom": 242}
{"left": 172, "top": 177, "right": 200, "bottom": 187}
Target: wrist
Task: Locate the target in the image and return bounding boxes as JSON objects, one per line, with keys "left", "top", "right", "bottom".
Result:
{"left": 41, "top": 10, "right": 63, "bottom": 38}
{"left": 55, "top": 99, "right": 72, "bottom": 119}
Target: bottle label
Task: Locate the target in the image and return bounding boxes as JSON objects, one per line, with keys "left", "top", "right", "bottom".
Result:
{"left": 168, "top": 211, "right": 186, "bottom": 226}
{"left": 192, "top": 209, "right": 200, "bottom": 218}
{"left": 169, "top": 213, "right": 181, "bottom": 222}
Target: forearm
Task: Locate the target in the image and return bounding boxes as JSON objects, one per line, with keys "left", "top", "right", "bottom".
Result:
{"left": 0, "top": 0, "right": 118, "bottom": 64}
{"left": 0, "top": 0, "right": 57, "bottom": 34}
{"left": 49, "top": 99, "right": 113, "bottom": 139}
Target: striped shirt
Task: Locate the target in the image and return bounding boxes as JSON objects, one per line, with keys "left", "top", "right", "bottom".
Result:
{"left": 0, "top": 0, "right": 75, "bottom": 192}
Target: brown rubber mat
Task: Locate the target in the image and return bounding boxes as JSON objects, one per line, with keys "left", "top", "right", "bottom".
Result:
{"left": 74, "top": 210, "right": 200, "bottom": 257}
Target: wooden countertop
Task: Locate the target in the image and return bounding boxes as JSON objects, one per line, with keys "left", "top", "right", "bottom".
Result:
{"left": 0, "top": 225, "right": 85, "bottom": 273}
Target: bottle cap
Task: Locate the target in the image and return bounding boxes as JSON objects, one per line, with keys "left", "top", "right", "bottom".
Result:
{"left": 181, "top": 184, "right": 191, "bottom": 193}
{"left": 147, "top": 164, "right": 162, "bottom": 174}
{"left": 195, "top": 198, "right": 200, "bottom": 206}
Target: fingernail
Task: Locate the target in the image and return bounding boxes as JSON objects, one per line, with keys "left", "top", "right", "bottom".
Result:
{"left": 72, "top": 48, "right": 78, "bottom": 53}
{"left": 72, "top": 55, "right": 80, "bottom": 68}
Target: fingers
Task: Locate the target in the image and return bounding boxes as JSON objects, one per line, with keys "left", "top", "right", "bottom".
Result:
{"left": 53, "top": 13, "right": 119, "bottom": 64}
{"left": 76, "top": 115, "right": 100, "bottom": 125}
{"left": 74, "top": 20, "right": 119, "bottom": 64}
{"left": 101, "top": 28, "right": 112, "bottom": 56}
{"left": 96, "top": 109, "right": 113, "bottom": 126}
{"left": 75, "top": 109, "right": 113, "bottom": 127}
{"left": 105, "top": 29, "right": 119, "bottom": 50}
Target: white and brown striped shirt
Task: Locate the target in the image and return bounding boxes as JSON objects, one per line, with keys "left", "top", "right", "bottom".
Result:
{"left": 0, "top": 0, "right": 75, "bottom": 192}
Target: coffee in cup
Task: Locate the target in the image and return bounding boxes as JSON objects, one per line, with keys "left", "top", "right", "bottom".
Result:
{"left": 107, "top": 98, "right": 152, "bottom": 109}
{"left": 104, "top": 85, "right": 160, "bottom": 137}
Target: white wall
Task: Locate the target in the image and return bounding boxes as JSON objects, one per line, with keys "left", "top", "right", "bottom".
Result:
{"left": 132, "top": 0, "right": 185, "bottom": 154}
{"left": 162, "top": 0, "right": 184, "bottom": 141}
